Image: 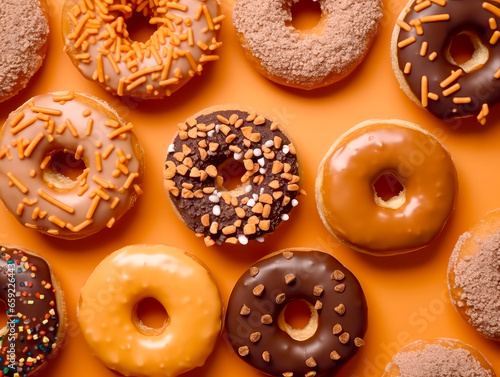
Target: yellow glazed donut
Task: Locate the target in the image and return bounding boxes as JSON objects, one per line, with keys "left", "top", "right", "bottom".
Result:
{"left": 0, "top": 91, "right": 145, "bottom": 239}
{"left": 62, "top": 0, "right": 223, "bottom": 99}
{"left": 78, "top": 244, "right": 222, "bottom": 377}
{"left": 316, "top": 119, "right": 457, "bottom": 255}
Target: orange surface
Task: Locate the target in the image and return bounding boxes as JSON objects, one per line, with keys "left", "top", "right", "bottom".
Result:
{"left": 0, "top": 0, "right": 499, "bottom": 376}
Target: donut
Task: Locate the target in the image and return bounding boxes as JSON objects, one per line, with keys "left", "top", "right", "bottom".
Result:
{"left": 316, "top": 119, "right": 457, "bottom": 255}
{"left": 78, "top": 244, "right": 222, "bottom": 377}
{"left": 62, "top": 0, "right": 223, "bottom": 99}
{"left": 448, "top": 209, "right": 500, "bottom": 341}
{"left": 382, "top": 338, "right": 496, "bottom": 377}
{"left": 232, "top": 0, "right": 382, "bottom": 90}
{"left": 0, "top": 0, "right": 50, "bottom": 103}
{"left": 0, "top": 91, "right": 145, "bottom": 239}
{"left": 164, "top": 105, "right": 301, "bottom": 247}
{"left": 0, "top": 245, "right": 67, "bottom": 377}
{"left": 225, "top": 248, "right": 368, "bottom": 377}
{"left": 391, "top": 0, "right": 500, "bottom": 124}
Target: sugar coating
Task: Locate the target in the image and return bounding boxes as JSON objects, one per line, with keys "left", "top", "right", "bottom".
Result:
{"left": 390, "top": 343, "right": 493, "bottom": 377}
{"left": 233, "top": 0, "right": 382, "bottom": 86}
{"left": 0, "top": 0, "right": 49, "bottom": 101}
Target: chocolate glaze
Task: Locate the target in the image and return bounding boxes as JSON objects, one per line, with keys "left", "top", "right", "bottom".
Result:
{"left": 396, "top": 0, "right": 500, "bottom": 119}
{"left": 0, "top": 246, "right": 63, "bottom": 377}
{"left": 165, "top": 108, "right": 300, "bottom": 246}
{"left": 225, "top": 250, "right": 367, "bottom": 377}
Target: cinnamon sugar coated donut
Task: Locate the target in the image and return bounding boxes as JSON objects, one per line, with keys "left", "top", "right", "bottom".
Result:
{"left": 316, "top": 119, "right": 457, "bottom": 255}
{"left": 0, "top": 0, "right": 49, "bottom": 103}
{"left": 233, "top": 0, "right": 382, "bottom": 90}
{"left": 78, "top": 244, "right": 222, "bottom": 377}
{"left": 382, "top": 339, "right": 496, "bottom": 377}
{"left": 0, "top": 92, "right": 145, "bottom": 239}
{"left": 448, "top": 209, "right": 500, "bottom": 341}
{"left": 62, "top": 0, "right": 223, "bottom": 99}
{"left": 164, "top": 105, "right": 301, "bottom": 246}
{"left": 0, "top": 245, "right": 67, "bottom": 377}
{"left": 391, "top": 0, "right": 500, "bottom": 123}
{"left": 225, "top": 249, "right": 367, "bottom": 377}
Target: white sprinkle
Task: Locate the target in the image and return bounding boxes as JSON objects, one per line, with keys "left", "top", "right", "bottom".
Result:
{"left": 207, "top": 130, "right": 215, "bottom": 137}
{"left": 283, "top": 145, "right": 290, "bottom": 154}
{"left": 245, "top": 185, "right": 252, "bottom": 193}
{"left": 254, "top": 148, "right": 262, "bottom": 157}
{"left": 260, "top": 188, "right": 264, "bottom": 195}
{"left": 253, "top": 194, "right": 259, "bottom": 201}
{"left": 168, "top": 144, "right": 175, "bottom": 153}
{"left": 213, "top": 205, "right": 221, "bottom": 216}
{"left": 291, "top": 199, "right": 299, "bottom": 207}
{"left": 209, "top": 195, "right": 219, "bottom": 203}
{"left": 281, "top": 214, "right": 289, "bottom": 221}
{"left": 247, "top": 199, "right": 256, "bottom": 207}
{"left": 238, "top": 235, "right": 249, "bottom": 245}
{"left": 215, "top": 124, "right": 220, "bottom": 133}
{"left": 265, "top": 140, "right": 274, "bottom": 148}
{"left": 259, "top": 168, "right": 266, "bottom": 174}
{"left": 217, "top": 192, "right": 222, "bottom": 198}
{"left": 256, "top": 237, "right": 265, "bottom": 243}
{"left": 234, "top": 152, "right": 242, "bottom": 160}
{"left": 258, "top": 158, "right": 265, "bottom": 167}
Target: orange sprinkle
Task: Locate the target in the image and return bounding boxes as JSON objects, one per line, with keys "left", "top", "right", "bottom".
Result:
{"left": 419, "top": 41, "right": 428, "bottom": 56}
{"left": 66, "top": 119, "right": 79, "bottom": 137}
{"left": 203, "top": 5, "right": 215, "bottom": 30}
{"left": 92, "top": 175, "right": 113, "bottom": 189}
{"left": 38, "top": 190, "right": 75, "bottom": 214}
{"left": 414, "top": 0, "right": 431, "bottom": 11}
{"left": 40, "top": 155, "right": 51, "bottom": 170}
{"left": 126, "top": 76, "right": 147, "bottom": 91}
{"left": 7, "top": 172, "right": 28, "bottom": 193}
{"left": 483, "top": 2, "right": 500, "bottom": 18}
{"left": 11, "top": 117, "right": 36, "bottom": 135}
{"left": 188, "top": 27, "right": 194, "bottom": 46}
{"left": 428, "top": 92, "right": 439, "bottom": 101}
{"left": 86, "top": 195, "right": 101, "bottom": 219}
{"left": 398, "top": 36, "right": 417, "bottom": 48}
{"left": 421, "top": 75, "right": 429, "bottom": 107}
{"left": 161, "top": 46, "right": 174, "bottom": 80}
{"left": 77, "top": 168, "right": 90, "bottom": 182}
{"left": 409, "top": 19, "right": 424, "bottom": 35}
{"left": 194, "top": 4, "right": 203, "bottom": 20}
{"left": 185, "top": 51, "right": 199, "bottom": 72}
{"left": 123, "top": 172, "right": 139, "bottom": 189}
{"left": 77, "top": 184, "right": 89, "bottom": 196}
{"left": 430, "top": 0, "right": 447, "bottom": 5}
{"left": 160, "top": 77, "right": 180, "bottom": 86}
{"left": 453, "top": 97, "right": 472, "bottom": 104}
{"left": 37, "top": 113, "right": 50, "bottom": 122}
{"left": 167, "top": 2, "right": 188, "bottom": 11}
{"left": 443, "top": 83, "right": 461, "bottom": 97}
{"left": 32, "top": 207, "right": 41, "bottom": 220}
{"left": 97, "top": 54, "right": 105, "bottom": 83}
{"left": 16, "top": 203, "right": 24, "bottom": 216}
{"left": 116, "top": 148, "right": 126, "bottom": 163}
{"left": 48, "top": 215, "right": 66, "bottom": 229}
{"left": 494, "top": 67, "right": 500, "bottom": 79}
{"left": 110, "top": 196, "right": 120, "bottom": 209}
{"left": 30, "top": 106, "right": 63, "bottom": 116}
{"left": 420, "top": 14, "right": 450, "bottom": 22}
{"left": 94, "top": 151, "right": 103, "bottom": 172}
{"left": 71, "top": 219, "right": 93, "bottom": 232}
{"left": 56, "top": 122, "right": 67, "bottom": 134}
{"left": 102, "top": 144, "right": 115, "bottom": 159}
{"left": 440, "top": 69, "right": 463, "bottom": 88}
{"left": 106, "top": 217, "right": 116, "bottom": 228}
{"left": 199, "top": 54, "right": 220, "bottom": 63}
{"left": 396, "top": 19, "right": 412, "bottom": 31}
{"left": 108, "top": 124, "right": 133, "bottom": 139}
{"left": 10, "top": 112, "right": 25, "bottom": 128}
{"left": 75, "top": 145, "right": 84, "bottom": 160}
{"left": 86, "top": 118, "right": 94, "bottom": 136}
{"left": 95, "top": 188, "right": 110, "bottom": 200}
{"left": 428, "top": 51, "right": 438, "bottom": 61}
{"left": 52, "top": 93, "right": 75, "bottom": 102}
{"left": 490, "top": 30, "right": 500, "bottom": 45}
{"left": 404, "top": 62, "right": 412, "bottom": 74}
{"left": 24, "top": 132, "right": 44, "bottom": 157}
{"left": 17, "top": 139, "right": 25, "bottom": 160}
{"left": 490, "top": 17, "right": 498, "bottom": 30}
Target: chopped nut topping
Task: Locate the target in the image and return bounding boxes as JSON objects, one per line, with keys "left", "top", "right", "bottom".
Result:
{"left": 332, "top": 270, "right": 345, "bottom": 281}
{"left": 334, "top": 284, "right": 346, "bottom": 293}
{"left": 261, "top": 314, "right": 273, "bottom": 325}
{"left": 332, "top": 323, "right": 342, "bottom": 335}
{"left": 240, "top": 305, "right": 251, "bottom": 316}
{"left": 276, "top": 293, "right": 286, "bottom": 304}
{"left": 305, "top": 372, "right": 317, "bottom": 377}
{"left": 284, "top": 274, "right": 296, "bottom": 284}
{"left": 354, "top": 337, "right": 365, "bottom": 347}
{"left": 313, "top": 285, "right": 324, "bottom": 296}
{"left": 253, "top": 284, "right": 265, "bottom": 296}
{"left": 339, "top": 332, "right": 350, "bottom": 344}
{"left": 314, "top": 300, "right": 323, "bottom": 310}
{"left": 305, "top": 357, "right": 317, "bottom": 368}
{"left": 334, "top": 303, "right": 346, "bottom": 315}
{"left": 249, "top": 266, "right": 259, "bottom": 277}
{"left": 262, "top": 351, "right": 270, "bottom": 362}
{"left": 282, "top": 251, "right": 294, "bottom": 259}
{"left": 238, "top": 346, "right": 249, "bottom": 356}
{"left": 330, "top": 351, "right": 341, "bottom": 361}
{"left": 250, "top": 332, "right": 261, "bottom": 343}
{"left": 283, "top": 373, "right": 293, "bottom": 377}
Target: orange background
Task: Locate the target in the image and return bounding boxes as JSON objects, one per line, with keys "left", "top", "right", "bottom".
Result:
{"left": 1, "top": 0, "right": 499, "bottom": 376}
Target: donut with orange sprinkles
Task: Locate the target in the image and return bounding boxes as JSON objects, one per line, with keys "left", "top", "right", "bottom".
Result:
{"left": 62, "top": 0, "right": 224, "bottom": 99}
{"left": 0, "top": 245, "right": 67, "bottom": 377}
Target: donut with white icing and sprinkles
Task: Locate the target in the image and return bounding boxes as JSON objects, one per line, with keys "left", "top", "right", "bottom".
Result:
{"left": 62, "top": 0, "right": 224, "bottom": 99}
{"left": 164, "top": 105, "right": 301, "bottom": 246}
{"left": 0, "top": 245, "right": 67, "bottom": 377}
{"left": 0, "top": 92, "right": 145, "bottom": 239}
{"left": 392, "top": 0, "right": 500, "bottom": 124}
{"left": 225, "top": 249, "right": 368, "bottom": 377}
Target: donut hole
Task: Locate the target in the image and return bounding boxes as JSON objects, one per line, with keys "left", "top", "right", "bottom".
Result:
{"left": 372, "top": 172, "right": 406, "bottom": 209}
{"left": 42, "top": 150, "right": 87, "bottom": 190}
{"left": 287, "top": 0, "right": 323, "bottom": 32}
{"left": 447, "top": 32, "right": 489, "bottom": 73}
{"left": 278, "top": 299, "right": 318, "bottom": 341}
{"left": 217, "top": 158, "right": 249, "bottom": 195}
{"left": 124, "top": 9, "right": 159, "bottom": 43}
{"left": 132, "top": 297, "right": 169, "bottom": 336}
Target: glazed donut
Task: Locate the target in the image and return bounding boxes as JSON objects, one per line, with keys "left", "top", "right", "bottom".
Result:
{"left": 382, "top": 338, "right": 496, "bottom": 377}
{"left": 391, "top": 0, "right": 500, "bottom": 124}
{"left": 316, "top": 119, "right": 457, "bottom": 255}
{"left": 0, "top": 91, "right": 145, "bottom": 239}
{"left": 164, "top": 105, "right": 301, "bottom": 247}
{"left": 448, "top": 209, "right": 500, "bottom": 341}
{"left": 78, "top": 244, "right": 222, "bottom": 377}
{"left": 0, "top": 245, "right": 67, "bottom": 377}
{"left": 62, "top": 0, "right": 223, "bottom": 99}
{"left": 0, "top": 0, "right": 50, "bottom": 103}
{"left": 225, "top": 248, "right": 367, "bottom": 377}
{"left": 232, "top": 0, "right": 382, "bottom": 90}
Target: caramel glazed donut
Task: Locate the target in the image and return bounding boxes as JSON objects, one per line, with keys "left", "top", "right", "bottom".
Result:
{"left": 391, "top": 0, "right": 500, "bottom": 124}
{"left": 225, "top": 249, "right": 367, "bottom": 377}
{"left": 164, "top": 105, "right": 301, "bottom": 247}
{"left": 448, "top": 209, "right": 500, "bottom": 341}
{"left": 0, "top": 0, "right": 49, "bottom": 103}
{"left": 316, "top": 119, "right": 457, "bottom": 255}
{"left": 382, "top": 338, "right": 496, "bottom": 377}
{"left": 232, "top": 0, "right": 382, "bottom": 90}
{"left": 0, "top": 92, "right": 145, "bottom": 239}
{"left": 62, "top": 0, "right": 223, "bottom": 99}
{"left": 0, "top": 245, "right": 67, "bottom": 377}
{"left": 78, "top": 245, "right": 222, "bottom": 377}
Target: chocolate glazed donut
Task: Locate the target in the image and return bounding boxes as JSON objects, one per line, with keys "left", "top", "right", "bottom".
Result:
{"left": 392, "top": 0, "right": 500, "bottom": 123}
{"left": 225, "top": 249, "right": 367, "bottom": 377}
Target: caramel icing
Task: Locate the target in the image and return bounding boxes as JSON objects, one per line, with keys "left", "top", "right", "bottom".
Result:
{"left": 0, "top": 92, "right": 144, "bottom": 239}
{"left": 78, "top": 244, "right": 222, "bottom": 377}
{"left": 317, "top": 120, "right": 457, "bottom": 255}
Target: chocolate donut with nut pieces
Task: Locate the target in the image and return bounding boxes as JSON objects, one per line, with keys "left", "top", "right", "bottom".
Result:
{"left": 0, "top": 245, "right": 67, "bottom": 377}
{"left": 225, "top": 248, "right": 367, "bottom": 377}
{"left": 164, "top": 105, "right": 301, "bottom": 246}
